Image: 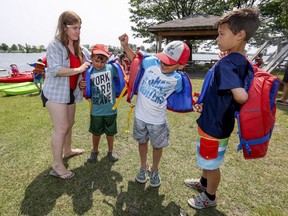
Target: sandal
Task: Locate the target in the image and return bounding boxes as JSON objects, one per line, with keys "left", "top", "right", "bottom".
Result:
{"left": 50, "top": 169, "right": 75, "bottom": 180}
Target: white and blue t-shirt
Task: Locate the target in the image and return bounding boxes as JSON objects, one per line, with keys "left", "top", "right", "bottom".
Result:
{"left": 135, "top": 56, "right": 182, "bottom": 124}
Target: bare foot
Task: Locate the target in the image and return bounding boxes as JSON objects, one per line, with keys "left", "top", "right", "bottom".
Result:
{"left": 63, "top": 148, "right": 85, "bottom": 159}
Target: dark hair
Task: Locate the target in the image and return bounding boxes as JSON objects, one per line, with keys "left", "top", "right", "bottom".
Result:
{"left": 119, "top": 53, "right": 126, "bottom": 61}
{"left": 92, "top": 54, "right": 108, "bottom": 62}
{"left": 56, "top": 11, "right": 83, "bottom": 62}
{"left": 215, "top": 7, "right": 260, "bottom": 41}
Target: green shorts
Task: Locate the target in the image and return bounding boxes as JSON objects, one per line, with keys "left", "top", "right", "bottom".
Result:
{"left": 89, "top": 114, "right": 117, "bottom": 136}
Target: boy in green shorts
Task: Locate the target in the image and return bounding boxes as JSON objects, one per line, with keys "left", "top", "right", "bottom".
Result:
{"left": 86, "top": 44, "right": 119, "bottom": 162}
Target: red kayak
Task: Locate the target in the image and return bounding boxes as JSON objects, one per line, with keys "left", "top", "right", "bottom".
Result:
{"left": 0, "top": 71, "right": 33, "bottom": 83}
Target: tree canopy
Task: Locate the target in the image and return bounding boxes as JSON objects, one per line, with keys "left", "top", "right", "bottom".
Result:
{"left": 259, "top": 0, "right": 288, "bottom": 38}
{"left": 0, "top": 43, "right": 46, "bottom": 53}
{"left": 128, "top": 0, "right": 287, "bottom": 50}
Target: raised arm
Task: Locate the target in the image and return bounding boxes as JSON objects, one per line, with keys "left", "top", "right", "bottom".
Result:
{"left": 118, "top": 33, "right": 136, "bottom": 62}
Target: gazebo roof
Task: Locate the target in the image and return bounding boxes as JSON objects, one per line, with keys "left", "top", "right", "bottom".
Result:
{"left": 148, "top": 14, "right": 220, "bottom": 40}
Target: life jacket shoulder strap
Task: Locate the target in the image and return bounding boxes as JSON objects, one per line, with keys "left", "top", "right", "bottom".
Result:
{"left": 85, "top": 62, "right": 126, "bottom": 99}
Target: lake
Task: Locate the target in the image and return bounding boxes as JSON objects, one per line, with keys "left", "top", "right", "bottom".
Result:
{"left": 0, "top": 53, "right": 46, "bottom": 76}
{"left": 0, "top": 52, "right": 221, "bottom": 70}
{"left": 0, "top": 52, "right": 271, "bottom": 76}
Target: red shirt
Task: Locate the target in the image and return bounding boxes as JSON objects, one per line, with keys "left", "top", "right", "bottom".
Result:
{"left": 69, "top": 53, "right": 82, "bottom": 90}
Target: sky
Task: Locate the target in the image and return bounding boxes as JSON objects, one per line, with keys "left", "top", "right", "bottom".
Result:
{"left": 1, "top": 0, "right": 277, "bottom": 54}
{"left": 0, "top": 0, "right": 146, "bottom": 48}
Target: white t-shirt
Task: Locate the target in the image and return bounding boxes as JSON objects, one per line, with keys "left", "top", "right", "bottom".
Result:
{"left": 135, "top": 56, "right": 182, "bottom": 124}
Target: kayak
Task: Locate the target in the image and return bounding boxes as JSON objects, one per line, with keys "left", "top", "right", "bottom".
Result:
{"left": 2, "top": 83, "right": 38, "bottom": 95}
{"left": 0, "top": 71, "right": 33, "bottom": 83}
{"left": 0, "top": 82, "right": 32, "bottom": 92}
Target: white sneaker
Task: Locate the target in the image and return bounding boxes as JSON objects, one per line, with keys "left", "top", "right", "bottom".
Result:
{"left": 188, "top": 192, "right": 217, "bottom": 209}
{"left": 135, "top": 168, "right": 148, "bottom": 183}
{"left": 184, "top": 178, "right": 206, "bottom": 192}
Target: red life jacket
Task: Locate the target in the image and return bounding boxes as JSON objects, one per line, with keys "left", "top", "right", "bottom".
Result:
{"left": 236, "top": 65, "right": 280, "bottom": 159}
{"left": 197, "top": 57, "right": 280, "bottom": 159}
{"left": 33, "top": 62, "right": 45, "bottom": 74}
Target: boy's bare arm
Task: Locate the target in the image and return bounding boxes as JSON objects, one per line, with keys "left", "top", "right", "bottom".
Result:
{"left": 118, "top": 33, "right": 136, "bottom": 61}
{"left": 231, "top": 88, "right": 248, "bottom": 104}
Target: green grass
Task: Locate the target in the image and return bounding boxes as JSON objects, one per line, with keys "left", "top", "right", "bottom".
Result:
{"left": 0, "top": 73, "right": 287, "bottom": 216}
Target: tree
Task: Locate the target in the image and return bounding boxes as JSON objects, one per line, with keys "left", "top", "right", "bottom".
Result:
{"left": 18, "top": 44, "right": 25, "bottom": 52}
{"left": 259, "top": 0, "right": 288, "bottom": 38}
{"left": 25, "top": 43, "right": 31, "bottom": 53}
{"left": 39, "top": 45, "right": 46, "bottom": 52}
{"left": 128, "top": 0, "right": 286, "bottom": 48}
{"left": 0, "top": 43, "right": 9, "bottom": 51}
{"left": 31, "top": 45, "right": 38, "bottom": 53}
{"left": 129, "top": 0, "right": 198, "bottom": 44}
{"left": 10, "top": 44, "right": 18, "bottom": 51}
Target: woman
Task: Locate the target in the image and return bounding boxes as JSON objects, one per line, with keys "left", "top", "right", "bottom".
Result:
{"left": 42, "top": 11, "right": 91, "bottom": 180}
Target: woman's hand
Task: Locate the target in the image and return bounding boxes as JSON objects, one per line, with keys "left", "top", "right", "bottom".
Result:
{"left": 78, "top": 61, "right": 91, "bottom": 73}
{"left": 79, "top": 80, "right": 86, "bottom": 90}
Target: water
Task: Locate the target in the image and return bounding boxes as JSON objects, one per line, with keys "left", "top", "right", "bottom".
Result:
{"left": 192, "top": 53, "right": 219, "bottom": 61}
{"left": 0, "top": 53, "right": 46, "bottom": 76}
{"left": 0, "top": 52, "right": 272, "bottom": 76}
{"left": 0, "top": 52, "right": 218, "bottom": 70}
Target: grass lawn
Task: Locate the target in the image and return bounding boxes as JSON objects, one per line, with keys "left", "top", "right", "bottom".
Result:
{"left": 0, "top": 72, "right": 287, "bottom": 216}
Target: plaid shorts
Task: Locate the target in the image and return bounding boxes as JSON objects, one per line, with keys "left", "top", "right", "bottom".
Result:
{"left": 133, "top": 117, "right": 170, "bottom": 148}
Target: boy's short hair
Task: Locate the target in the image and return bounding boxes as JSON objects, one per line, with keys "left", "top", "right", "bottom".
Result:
{"left": 215, "top": 7, "right": 260, "bottom": 41}
{"left": 36, "top": 57, "right": 45, "bottom": 65}
{"left": 156, "top": 41, "right": 190, "bottom": 65}
{"left": 91, "top": 44, "right": 110, "bottom": 58}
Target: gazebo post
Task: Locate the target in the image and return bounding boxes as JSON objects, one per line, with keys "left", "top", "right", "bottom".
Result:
{"left": 157, "top": 36, "right": 162, "bottom": 53}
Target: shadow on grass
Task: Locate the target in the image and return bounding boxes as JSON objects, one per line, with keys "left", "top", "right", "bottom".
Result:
{"left": 19, "top": 156, "right": 227, "bottom": 215}
{"left": 19, "top": 165, "right": 187, "bottom": 215}
{"left": 193, "top": 208, "right": 227, "bottom": 216}
{"left": 105, "top": 180, "right": 183, "bottom": 215}
{"left": 19, "top": 157, "right": 122, "bottom": 216}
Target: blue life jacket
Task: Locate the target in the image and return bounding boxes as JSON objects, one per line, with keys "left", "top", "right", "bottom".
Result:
{"left": 128, "top": 51, "right": 194, "bottom": 112}
{"left": 85, "top": 62, "right": 126, "bottom": 99}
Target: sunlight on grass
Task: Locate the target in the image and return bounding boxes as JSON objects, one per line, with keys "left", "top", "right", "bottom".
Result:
{"left": 0, "top": 73, "right": 287, "bottom": 215}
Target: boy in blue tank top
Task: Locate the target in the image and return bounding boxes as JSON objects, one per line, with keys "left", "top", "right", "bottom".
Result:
{"left": 86, "top": 44, "right": 119, "bottom": 163}
{"left": 184, "top": 7, "right": 260, "bottom": 209}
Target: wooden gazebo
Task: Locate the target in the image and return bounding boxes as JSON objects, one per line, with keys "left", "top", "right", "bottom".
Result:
{"left": 148, "top": 15, "right": 288, "bottom": 72}
{"left": 148, "top": 14, "right": 220, "bottom": 52}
